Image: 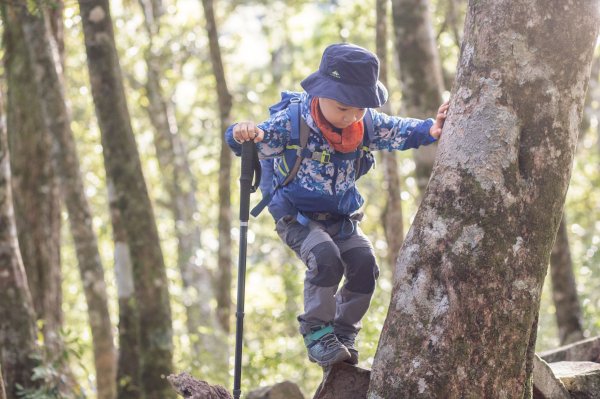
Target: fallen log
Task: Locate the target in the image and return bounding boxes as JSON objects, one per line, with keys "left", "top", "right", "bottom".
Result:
{"left": 540, "top": 336, "right": 600, "bottom": 363}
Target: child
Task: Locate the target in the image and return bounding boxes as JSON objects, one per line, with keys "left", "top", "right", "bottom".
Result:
{"left": 226, "top": 43, "right": 448, "bottom": 367}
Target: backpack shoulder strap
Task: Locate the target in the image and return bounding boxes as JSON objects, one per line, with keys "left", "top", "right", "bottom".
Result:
{"left": 281, "top": 102, "right": 309, "bottom": 186}
{"left": 289, "top": 100, "right": 301, "bottom": 141}
{"left": 250, "top": 99, "right": 306, "bottom": 218}
{"left": 354, "top": 109, "right": 375, "bottom": 179}
{"left": 362, "top": 109, "right": 374, "bottom": 146}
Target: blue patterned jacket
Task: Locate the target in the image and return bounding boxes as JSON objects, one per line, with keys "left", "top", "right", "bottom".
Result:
{"left": 225, "top": 92, "right": 436, "bottom": 221}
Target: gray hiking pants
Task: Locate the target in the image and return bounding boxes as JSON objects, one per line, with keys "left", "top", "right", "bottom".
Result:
{"left": 275, "top": 215, "right": 380, "bottom": 336}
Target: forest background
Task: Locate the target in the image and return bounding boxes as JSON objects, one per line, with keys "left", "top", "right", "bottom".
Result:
{"left": 1, "top": 0, "right": 599, "bottom": 398}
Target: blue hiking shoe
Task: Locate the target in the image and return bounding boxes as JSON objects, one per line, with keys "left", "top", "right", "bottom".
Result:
{"left": 336, "top": 333, "right": 358, "bottom": 365}
{"left": 303, "top": 325, "right": 350, "bottom": 367}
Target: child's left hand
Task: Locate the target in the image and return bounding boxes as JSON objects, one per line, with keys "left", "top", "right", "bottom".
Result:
{"left": 430, "top": 101, "right": 450, "bottom": 140}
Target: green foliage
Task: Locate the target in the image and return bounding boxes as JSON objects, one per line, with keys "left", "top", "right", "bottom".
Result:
{"left": 15, "top": 329, "right": 88, "bottom": 399}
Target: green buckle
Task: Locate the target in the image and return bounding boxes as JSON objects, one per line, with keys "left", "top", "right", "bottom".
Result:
{"left": 312, "top": 151, "right": 330, "bottom": 163}
{"left": 304, "top": 325, "right": 334, "bottom": 345}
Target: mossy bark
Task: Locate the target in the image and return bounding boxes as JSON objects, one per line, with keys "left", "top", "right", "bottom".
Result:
{"left": 0, "top": 90, "right": 41, "bottom": 398}
{"left": 78, "top": 0, "right": 175, "bottom": 397}
{"left": 15, "top": 3, "right": 118, "bottom": 398}
{"left": 369, "top": 1, "right": 599, "bottom": 398}
{"left": 1, "top": 0, "right": 63, "bottom": 359}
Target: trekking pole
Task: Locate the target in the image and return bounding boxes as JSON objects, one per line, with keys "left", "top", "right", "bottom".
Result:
{"left": 233, "top": 141, "right": 260, "bottom": 399}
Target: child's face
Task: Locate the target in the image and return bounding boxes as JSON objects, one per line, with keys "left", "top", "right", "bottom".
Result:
{"left": 318, "top": 98, "right": 366, "bottom": 129}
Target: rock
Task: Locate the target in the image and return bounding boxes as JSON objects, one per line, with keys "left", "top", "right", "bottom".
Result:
{"left": 168, "top": 372, "right": 233, "bottom": 399}
{"left": 247, "top": 381, "right": 304, "bottom": 399}
{"left": 550, "top": 361, "right": 600, "bottom": 399}
{"left": 312, "top": 362, "right": 370, "bottom": 399}
{"left": 532, "top": 355, "right": 571, "bottom": 399}
{"left": 540, "top": 336, "right": 600, "bottom": 363}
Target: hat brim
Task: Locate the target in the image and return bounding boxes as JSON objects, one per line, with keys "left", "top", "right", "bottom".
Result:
{"left": 301, "top": 71, "right": 388, "bottom": 109}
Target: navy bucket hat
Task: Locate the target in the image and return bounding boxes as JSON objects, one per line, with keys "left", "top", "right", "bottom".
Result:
{"left": 301, "top": 43, "right": 388, "bottom": 109}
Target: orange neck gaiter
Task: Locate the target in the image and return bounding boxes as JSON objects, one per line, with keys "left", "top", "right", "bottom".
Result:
{"left": 311, "top": 98, "right": 364, "bottom": 153}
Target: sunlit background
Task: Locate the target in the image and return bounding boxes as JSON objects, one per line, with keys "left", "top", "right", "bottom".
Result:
{"left": 49, "top": 0, "right": 600, "bottom": 396}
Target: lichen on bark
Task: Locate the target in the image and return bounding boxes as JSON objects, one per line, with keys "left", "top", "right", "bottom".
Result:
{"left": 368, "top": 1, "right": 600, "bottom": 398}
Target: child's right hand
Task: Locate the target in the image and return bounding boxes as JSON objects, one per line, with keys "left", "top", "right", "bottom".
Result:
{"left": 233, "top": 122, "right": 264, "bottom": 143}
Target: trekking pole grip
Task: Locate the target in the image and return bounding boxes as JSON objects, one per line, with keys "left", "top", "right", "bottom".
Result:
{"left": 239, "top": 141, "right": 257, "bottom": 221}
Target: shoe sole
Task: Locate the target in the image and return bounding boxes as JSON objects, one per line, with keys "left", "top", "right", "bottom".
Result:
{"left": 308, "top": 348, "right": 351, "bottom": 367}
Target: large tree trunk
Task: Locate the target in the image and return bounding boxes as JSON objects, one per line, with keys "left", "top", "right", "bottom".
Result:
{"left": 0, "top": 89, "right": 41, "bottom": 398}
{"left": 376, "top": 0, "right": 404, "bottom": 270}
{"left": 201, "top": 0, "right": 233, "bottom": 335}
{"left": 392, "top": 0, "right": 445, "bottom": 197}
{"left": 2, "top": 1, "right": 63, "bottom": 359}
{"left": 14, "top": 3, "right": 117, "bottom": 398}
{"left": 369, "top": 1, "right": 599, "bottom": 397}
{"left": 78, "top": 1, "right": 175, "bottom": 397}
{"left": 550, "top": 216, "right": 584, "bottom": 346}
{"left": 139, "top": 0, "right": 225, "bottom": 364}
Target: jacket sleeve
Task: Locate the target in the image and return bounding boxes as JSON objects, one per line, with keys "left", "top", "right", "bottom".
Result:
{"left": 368, "top": 109, "right": 437, "bottom": 151}
{"left": 224, "top": 108, "right": 292, "bottom": 158}
{"left": 225, "top": 123, "right": 243, "bottom": 156}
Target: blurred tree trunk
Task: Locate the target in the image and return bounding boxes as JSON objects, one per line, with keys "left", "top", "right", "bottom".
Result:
{"left": 0, "top": 89, "right": 41, "bottom": 398}
{"left": 376, "top": 0, "right": 404, "bottom": 271}
{"left": 2, "top": 0, "right": 63, "bottom": 360}
{"left": 586, "top": 56, "right": 600, "bottom": 155}
{"left": 550, "top": 216, "right": 584, "bottom": 345}
{"left": 109, "top": 183, "right": 142, "bottom": 399}
{"left": 138, "top": 0, "right": 225, "bottom": 364}
{"left": 437, "top": 0, "right": 466, "bottom": 90}
{"left": 436, "top": 0, "right": 465, "bottom": 51}
{"left": 369, "top": 1, "right": 599, "bottom": 397}
{"left": 444, "top": 0, "right": 463, "bottom": 49}
{"left": 0, "top": 364, "right": 5, "bottom": 399}
{"left": 201, "top": 0, "right": 233, "bottom": 334}
{"left": 546, "top": 56, "right": 596, "bottom": 347}
{"left": 578, "top": 55, "right": 596, "bottom": 143}
{"left": 392, "top": 0, "right": 445, "bottom": 197}
{"left": 78, "top": 0, "right": 175, "bottom": 397}
{"left": 15, "top": 3, "right": 117, "bottom": 398}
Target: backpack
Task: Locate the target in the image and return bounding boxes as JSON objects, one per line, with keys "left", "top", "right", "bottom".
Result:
{"left": 250, "top": 91, "right": 375, "bottom": 217}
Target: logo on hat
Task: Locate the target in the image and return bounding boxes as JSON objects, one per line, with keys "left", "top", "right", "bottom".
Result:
{"left": 330, "top": 70, "right": 341, "bottom": 79}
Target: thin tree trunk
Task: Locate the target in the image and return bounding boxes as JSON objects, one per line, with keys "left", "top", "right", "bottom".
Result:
{"left": 439, "top": 0, "right": 466, "bottom": 90}
{"left": 392, "top": 0, "right": 445, "bottom": 197}
{"left": 377, "top": 0, "right": 404, "bottom": 270}
{"left": 586, "top": 56, "right": 600, "bottom": 156}
{"left": 550, "top": 216, "right": 584, "bottom": 345}
{"left": 78, "top": 1, "right": 174, "bottom": 396}
{"left": 109, "top": 182, "right": 142, "bottom": 399}
{"left": 14, "top": 3, "right": 117, "bottom": 398}
{"left": 201, "top": 0, "right": 233, "bottom": 335}
{"left": 445, "top": 0, "right": 464, "bottom": 50}
{"left": 2, "top": 1, "right": 63, "bottom": 359}
{"left": 369, "top": 1, "right": 599, "bottom": 397}
{"left": 0, "top": 88, "right": 41, "bottom": 399}
{"left": 138, "top": 0, "right": 225, "bottom": 363}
